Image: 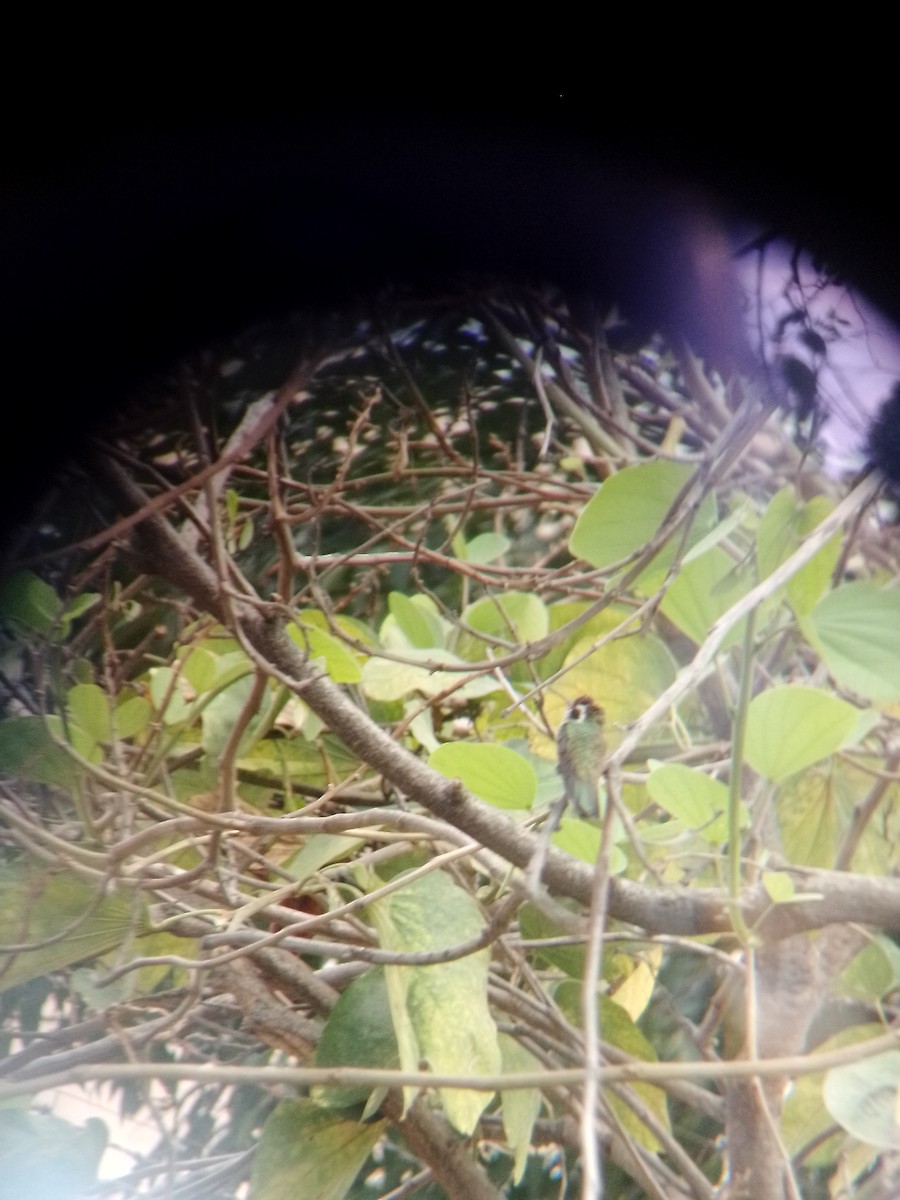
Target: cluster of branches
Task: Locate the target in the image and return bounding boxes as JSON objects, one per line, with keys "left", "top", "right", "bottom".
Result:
{"left": 1, "top": 287, "right": 899, "bottom": 1200}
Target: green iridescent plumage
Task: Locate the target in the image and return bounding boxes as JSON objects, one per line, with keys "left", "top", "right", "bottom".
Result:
{"left": 556, "top": 696, "right": 606, "bottom": 818}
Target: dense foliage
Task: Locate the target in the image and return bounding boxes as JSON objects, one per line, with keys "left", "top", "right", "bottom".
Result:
{"left": 1, "top": 285, "right": 899, "bottom": 1200}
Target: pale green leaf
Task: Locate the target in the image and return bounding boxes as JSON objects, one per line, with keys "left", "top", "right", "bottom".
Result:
{"left": 569, "top": 461, "right": 717, "bottom": 587}
{"left": 406, "top": 701, "right": 439, "bottom": 753}
{"left": 67, "top": 683, "right": 111, "bottom": 744}
{"left": 201, "top": 674, "right": 259, "bottom": 761}
{"left": 457, "top": 592, "right": 548, "bottom": 660}
{"left": 181, "top": 646, "right": 218, "bottom": 693}
{"left": 557, "top": 629, "right": 677, "bottom": 737}
{"left": 360, "top": 649, "right": 498, "bottom": 703}
{"left": 288, "top": 620, "right": 362, "bottom": 683}
{"left": 387, "top": 592, "right": 444, "bottom": 648}
{"left": 646, "top": 763, "right": 745, "bottom": 843}
{"left": 762, "top": 870, "right": 796, "bottom": 903}
{"left": 777, "top": 771, "right": 845, "bottom": 868}
{"left": 681, "top": 499, "right": 753, "bottom": 565}
{"left": 824, "top": 1052, "right": 900, "bottom": 1149}
{"left": 745, "top": 686, "right": 861, "bottom": 782}
{"left": 498, "top": 1034, "right": 543, "bottom": 1183}
{"left": 787, "top": 497, "right": 841, "bottom": 617}
{"left": 462, "top": 532, "right": 510, "bottom": 564}
{"left": 757, "top": 488, "right": 840, "bottom": 618}
{"left": 284, "top": 834, "right": 367, "bottom": 887}
{"left": 148, "top": 666, "right": 194, "bottom": 725}
{"left": 839, "top": 937, "right": 900, "bottom": 1002}
{"left": 46, "top": 713, "right": 101, "bottom": 762}
{"left": 803, "top": 581, "right": 900, "bottom": 701}
{"left": 360, "top": 655, "right": 432, "bottom": 701}
{"left": 782, "top": 1024, "right": 883, "bottom": 1161}
{"left": 113, "top": 695, "right": 152, "bottom": 739}
{"left": 660, "top": 545, "right": 750, "bottom": 646}
{"left": 237, "top": 516, "right": 254, "bottom": 550}
{"left": 304, "top": 625, "right": 362, "bottom": 683}
{"left": 551, "top": 817, "right": 627, "bottom": 873}
{"left": 369, "top": 870, "right": 500, "bottom": 1134}
{"left": 429, "top": 741, "right": 536, "bottom": 809}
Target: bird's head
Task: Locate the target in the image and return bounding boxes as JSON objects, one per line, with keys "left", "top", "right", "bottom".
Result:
{"left": 566, "top": 696, "right": 604, "bottom": 725}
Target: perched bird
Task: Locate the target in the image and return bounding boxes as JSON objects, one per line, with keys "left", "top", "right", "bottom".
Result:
{"left": 555, "top": 696, "right": 606, "bottom": 819}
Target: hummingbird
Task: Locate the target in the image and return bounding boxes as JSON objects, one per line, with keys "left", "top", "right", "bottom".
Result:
{"left": 555, "top": 696, "right": 606, "bottom": 819}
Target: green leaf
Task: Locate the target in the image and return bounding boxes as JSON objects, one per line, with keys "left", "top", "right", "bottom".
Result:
{"left": 0, "top": 716, "right": 76, "bottom": 786}
{"left": 756, "top": 486, "right": 803, "bottom": 579}
{"left": 0, "top": 863, "right": 147, "bottom": 992}
{"left": 646, "top": 763, "right": 746, "bottom": 844}
{"left": 557, "top": 629, "right": 677, "bottom": 737}
{"left": 314, "top": 968, "right": 399, "bottom": 1110}
{"left": 181, "top": 646, "right": 218, "bottom": 693}
{"left": 457, "top": 592, "right": 548, "bottom": 657}
{"left": 201, "top": 674, "right": 260, "bottom": 761}
{"left": 839, "top": 937, "right": 900, "bottom": 1002}
{"left": 360, "top": 648, "right": 498, "bottom": 703}
{"left": 59, "top": 590, "right": 101, "bottom": 627}
{"left": 569, "top": 461, "right": 717, "bottom": 587}
{"left": 284, "top": 834, "right": 367, "bottom": 887}
{"left": 149, "top": 666, "right": 195, "bottom": 725}
{"left": 405, "top": 699, "right": 439, "bottom": 753}
{"left": 250, "top": 1099, "right": 385, "bottom": 1200}
{"left": 234, "top": 733, "right": 361, "bottom": 796}
{"left": 67, "top": 683, "right": 111, "bottom": 743}
{"left": 555, "top": 987, "right": 670, "bottom": 1150}
{"left": 113, "top": 694, "right": 152, "bottom": 739}
{"left": 387, "top": 592, "right": 443, "bottom": 649}
{"left": 498, "top": 1034, "right": 543, "bottom": 1183}
{"left": 681, "top": 499, "right": 753, "bottom": 565}
{"left": 824, "top": 1052, "right": 900, "bottom": 1149}
{"left": 0, "top": 570, "right": 60, "bottom": 634}
{"left": 0, "top": 1111, "right": 107, "bottom": 1198}
{"left": 777, "top": 770, "right": 846, "bottom": 868}
{"left": 288, "top": 619, "right": 362, "bottom": 683}
{"left": 551, "top": 817, "right": 627, "bottom": 873}
{"left": 660, "top": 545, "right": 750, "bottom": 646}
{"left": 46, "top": 713, "right": 101, "bottom": 761}
{"left": 294, "top": 608, "right": 377, "bottom": 649}
{"left": 787, "top": 497, "right": 841, "bottom": 617}
{"left": 781, "top": 1024, "right": 882, "bottom": 1162}
{"left": 757, "top": 488, "right": 840, "bottom": 617}
{"left": 761, "top": 870, "right": 796, "bottom": 903}
{"left": 519, "top": 903, "right": 586, "bottom": 978}
{"left": 802, "top": 581, "right": 900, "bottom": 701}
{"left": 429, "top": 741, "right": 537, "bottom": 809}
{"left": 369, "top": 870, "right": 500, "bottom": 1134}
{"left": 462, "top": 532, "right": 510, "bottom": 564}
{"left": 303, "top": 625, "right": 363, "bottom": 683}
{"left": 745, "top": 686, "right": 862, "bottom": 782}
